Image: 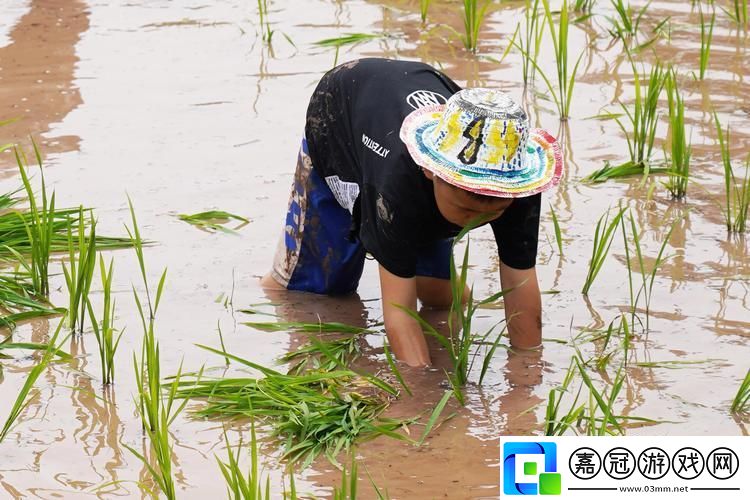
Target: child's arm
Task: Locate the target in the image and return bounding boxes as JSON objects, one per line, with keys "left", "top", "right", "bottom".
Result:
{"left": 499, "top": 263, "right": 542, "bottom": 349}
{"left": 378, "top": 264, "right": 432, "bottom": 367}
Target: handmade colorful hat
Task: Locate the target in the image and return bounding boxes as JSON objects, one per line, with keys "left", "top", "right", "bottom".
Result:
{"left": 400, "top": 88, "right": 563, "bottom": 198}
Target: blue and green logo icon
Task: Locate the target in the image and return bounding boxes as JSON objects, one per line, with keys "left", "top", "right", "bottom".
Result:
{"left": 503, "top": 442, "right": 561, "bottom": 495}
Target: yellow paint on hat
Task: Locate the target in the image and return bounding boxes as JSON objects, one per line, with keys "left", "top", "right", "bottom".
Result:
{"left": 486, "top": 120, "right": 520, "bottom": 164}
{"left": 437, "top": 108, "right": 463, "bottom": 153}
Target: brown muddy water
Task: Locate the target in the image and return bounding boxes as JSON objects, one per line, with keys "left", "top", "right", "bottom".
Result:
{"left": 0, "top": 0, "right": 748, "bottom": 498}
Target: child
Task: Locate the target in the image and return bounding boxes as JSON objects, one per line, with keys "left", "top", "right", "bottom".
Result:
{"left": 261, "top": 58, "right": 563, "bottom": 367}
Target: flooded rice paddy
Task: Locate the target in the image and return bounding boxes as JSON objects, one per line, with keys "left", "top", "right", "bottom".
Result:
{"left": 0, "top": 0, "right": 749, "bottom": 498}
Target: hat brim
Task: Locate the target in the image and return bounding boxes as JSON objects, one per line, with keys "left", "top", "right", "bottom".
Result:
{"left": 399, "top": 104, "right": 564, "bottom": 198}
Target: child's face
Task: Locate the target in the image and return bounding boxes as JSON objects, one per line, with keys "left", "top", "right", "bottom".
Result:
{"left": 426, "top": 171, "right": 513, "bottom": 227}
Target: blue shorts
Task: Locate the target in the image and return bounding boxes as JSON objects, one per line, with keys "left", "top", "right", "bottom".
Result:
{"left": 270, "top": 138, "right": 452, "bottom": 295}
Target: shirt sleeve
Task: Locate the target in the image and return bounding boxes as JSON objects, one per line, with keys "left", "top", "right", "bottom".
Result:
{"left": 490, "top": 193, "right": 541, "bottom": 270}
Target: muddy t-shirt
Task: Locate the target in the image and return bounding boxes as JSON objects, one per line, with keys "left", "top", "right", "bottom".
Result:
{"left": 304, "top": 58, "right": 541, "bottom": 278}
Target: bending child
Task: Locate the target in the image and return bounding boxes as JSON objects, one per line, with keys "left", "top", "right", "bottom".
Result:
{"left": 262, "top": 58, "right": 563, "bottom": 367}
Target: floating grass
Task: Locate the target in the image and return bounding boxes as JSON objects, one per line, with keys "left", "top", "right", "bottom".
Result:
{"left": 172, "top": 344, "right": 414, "bottom": 469}
{"left": 0, "top": 334, "right": 70, "bottom": 360}
{"left": 177, "top": 210, "right": 249, "bottom": 234}
{"left": 664, "top": 72, "right": 691, "bottom": 199}
{"left": 0, "top": 271, "right": 62, "bottom": 330}
{"left": 698, "top": 8, "right": 715, "bottom": 80}
{"left": 715, "top": 112, "right": 750, "bottom": 233}
{"left": 314, "top": 33, "right": 389, "bottom": 66}
{"left": 62, "top": 207, "right": 97, "bottom": 332}
{"left": 86, "top": 256, "right": 122, "bottom": 385}
{"left": 461, "top": 0, "right": 490, "bottom": 53}
{"left": 0, "top": 317, "right": 67, "bottom": 442}
{"left": 582, "top": 206, "right": 626, "bottom": 295}
{"left": 730, "top": 368, "right": 750, "bottom": 413}
{"left": 585, "top": 57, "right": 667, "bottom": 183}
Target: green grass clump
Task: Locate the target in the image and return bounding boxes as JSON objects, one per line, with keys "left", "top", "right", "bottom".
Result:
{"left": 461, "top": 0, "right": 490, "bottom": 53}
{"left": 123, "top": 198, "right": 183, "bottom": 499}
{"left": 62, "top": 207, "right": 97, "bottom": 332}
{"left": 715, "top": 112, "right": 750, "bottom": 233}
{"left": 518, "top": 0, "right": 545, "bottom": 86}
{"left": 86, "top": 256, "right": 122, "bottom": 386}
{"left": 664, "top": 72, "right": 691, "bottom": 199}
{"left": 0, "top": 317, "right": 67, "bottom": 442}
{"left": 12, "top": 144, "right": 55, "bottom": 297}
{"left": 731, "top": 368, "right": 750, "bottom": 414}
{"left": 585, "top": 58, "right": 667, "bottom": 183}
{"left": 582, "top": 206, "right": 626, "bottom": 295}
{"left": 420, "top": 0, "right": 433, "bottom": 24}
{"left": 607, "top": 0, "right": 650, "bottom": 40}
{"left": 538, "top": 0, "right": 584, "bottom": 120}
{"left": 217, "top": 422, "right": 277, "bottom": 499}
{"left": 173, "top": 344, "right": 410, "bottom": 469}
{"left": 723, "top": 0, "right": 748, "bottom": 29}
{"left": 698, "top": 8, "right": 715, "bottom": 80}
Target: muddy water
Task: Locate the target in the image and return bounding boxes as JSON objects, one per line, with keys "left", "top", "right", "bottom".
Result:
{"left": 0, "top": 0, "right": 748, "bottom": 498}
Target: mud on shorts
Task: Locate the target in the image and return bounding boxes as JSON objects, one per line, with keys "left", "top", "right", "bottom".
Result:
{"left": 270, "top": 138, "right": 452, "bottom": 295}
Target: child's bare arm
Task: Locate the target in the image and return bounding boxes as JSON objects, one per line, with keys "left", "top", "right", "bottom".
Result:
{"left": 378, "top": 264, "right": 432, "bottom": 367}
{"left": 499, "top": 263, "right": 542, "bottom": 350}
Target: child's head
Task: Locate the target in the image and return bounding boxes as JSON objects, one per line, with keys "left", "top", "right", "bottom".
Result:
{"left": 400, "top": 88, "right": 564, "bottom": 218}
{"left": 422, "top": 167, "right": 512, "bottom": 226}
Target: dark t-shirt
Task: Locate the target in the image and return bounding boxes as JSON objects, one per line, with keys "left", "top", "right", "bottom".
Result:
{"left": 304, "top": 58, "right": 541, "bottom": 278}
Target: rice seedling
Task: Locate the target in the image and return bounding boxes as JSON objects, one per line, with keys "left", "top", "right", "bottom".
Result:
{"left": 544, "top": 358, "right": 585, "bottom": 435}
{"left": 420, "top": 0, "right": 433, "bottom": 24}
{"left": 256, "top": 0, "right": 272, "bottom": 43}
{"left": 85, "top": 256, "right": 122, "bottom": 386}
{"left": 396, "top": 217, "right": 512, "bottom": 403}
{"left": 172, "top": 344, "right": 414, "bottom": 469}
{"left": 664, "top": 72, "right": 691, "bottom": 199}
{"left": 581, "top": 206, "right": 626, "bottom": 295}
{"left": 383, "top": 342, "right": 412, "bottom": 396}
{"left": 62, "top": 207, "right": 97, "bottom": 332}
{"left": 177, "top": 210, "right": 249, "bottom": 234}
{"left": 715, "top": 112, "right": 750, "bottom": 233}
{"left": 537, "top": 0, "right": 584, "bottom": 120}
{"left": 461, "top": 0, "right": 490, "bottom": 53}
{"left": 123, "top": 199, "right": 187, "bottom": 499}
{"left": 722, "top": 0, "right": 748, "bottom": 29}
{"left": 584, "top": 57, "right": 667, "bottom": 183}
{"left": 549, "top": 203, "right": 564, "bottom": 257}
{"left": 217, "top": 422, "right": 275, "bottom": 499}
{"left": 697, "top": 8, "right": 715, "bottom": 80}
{"left": 730, "top": 368, "right": 750, "bottom": 413}
{"left": 607, "top": 0, "right": 650, "bottom": 39}
{"left": 573, "top": 0, "right": 597, "bottom": 14}
{"left": 518, "top": 0, "right": 545, "bottom": 86}
{"left": 0, "top": 317, "right": 67, "bottom": 442}
{"left": 622, "top": 211, "right": 679, "bottom": 328}
{"left": 13, "top": 143, "right": 55, "bottom": 296}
